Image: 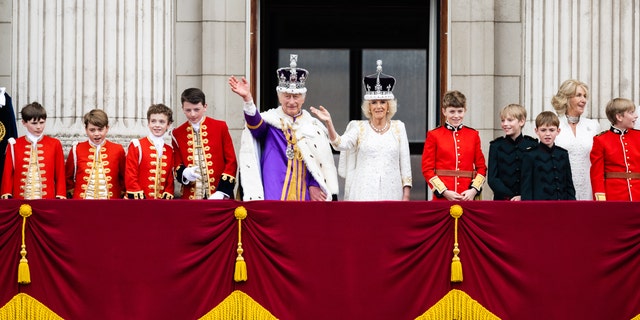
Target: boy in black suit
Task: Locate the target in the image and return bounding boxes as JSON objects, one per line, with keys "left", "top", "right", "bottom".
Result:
{"left": 521, "top": 111, "right": 576, "bottom": 200}
{"left": 488, "top": 104, "right": 538, "bottom": 200}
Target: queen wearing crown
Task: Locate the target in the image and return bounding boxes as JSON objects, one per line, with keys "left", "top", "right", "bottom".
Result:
{"left": 229, "top": 54, "right": 339, "bottom": 201}
{"left": 311, "top": 60, "right": 412, "bottom": 201}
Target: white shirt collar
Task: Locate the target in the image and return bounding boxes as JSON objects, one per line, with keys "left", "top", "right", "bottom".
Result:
{"left": 89, "top": 140, "right": 105, "bottom": 148}
{"left": 25, "top": 132, "right": 43, "bottom": 145}
{"left": 189, "top": 117, "right": 204, "bottom": 132}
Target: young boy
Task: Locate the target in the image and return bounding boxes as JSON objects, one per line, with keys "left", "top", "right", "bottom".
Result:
{"left": 65, "top": 109, "right": 126, "bottom": 199}
{"left": 171, "top": 88, "right": 237, "bottom": 200}
{"left": 1, "top": 102, "right": 66, "bottom": 199}
{"left": 521, "top": 111, "right": 575, "bottom": 200}
{"left": 488, "top": 104, "right": 538, "bottom": 200}
{"left": 125, "top": 104, "right": 175, "bottom": 199}
{"left": 421, "top": 90, "right": 486, "bottom": 201}
{"left": 590, "top": 98, "right": 640, "bottom": 201}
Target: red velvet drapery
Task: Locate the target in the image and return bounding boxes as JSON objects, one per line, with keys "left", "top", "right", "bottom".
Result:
{"left": 1, "top": 200, "right": 640, "bottom": 319}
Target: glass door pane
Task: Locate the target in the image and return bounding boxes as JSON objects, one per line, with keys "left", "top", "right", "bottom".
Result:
{"left": 278, "top": 49, "right": 351, "bottom": 132}
{"left": 362, "top": 50, "right": 427, "bottom": 143}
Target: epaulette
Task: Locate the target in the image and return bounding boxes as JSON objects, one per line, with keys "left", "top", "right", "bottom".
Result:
{"left": 131, "top": 139, "right": 142, "bottom": 164}
{"left": 7, "top": 138, "right": 16, "bottom": 169}
{"left": 595, "top": 130, "right": 608, "bottom": 136}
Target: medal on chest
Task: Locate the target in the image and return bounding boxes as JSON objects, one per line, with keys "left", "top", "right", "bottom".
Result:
{"left": 286, "top": 144, "right": 295, "bottom": 160}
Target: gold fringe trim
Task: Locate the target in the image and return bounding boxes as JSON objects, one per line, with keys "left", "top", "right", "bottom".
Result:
{"left": 450, "top": 205, "right": 463, "bottom": 283}
{"left": 631, "top": 313, "right": 640, "bottom": 320}
{"left": 0, "top": 293, "right": 63, "bottom": 320}
{"left": 18, "top": 204, "right": 33, "bottom": 284}
{"left": 198, "top": 290, "right": 277, "bottom": 320}
{"left": 234, "top": 206, "right": 248, "bottom": 282}
{"left": 415, "top": 289, "right": 500, "bottom": 320}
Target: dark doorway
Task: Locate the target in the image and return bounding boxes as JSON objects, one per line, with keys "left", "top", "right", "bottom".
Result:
{"left": 259, "top": 0, "right": 441, "bottom": 199}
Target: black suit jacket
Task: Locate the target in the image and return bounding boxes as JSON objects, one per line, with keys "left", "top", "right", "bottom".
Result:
{"left": 488, "top": 134, "right": 538, "bottom": 200}
{"left": 521, "top": 143, "right": 576, "bottom": 200}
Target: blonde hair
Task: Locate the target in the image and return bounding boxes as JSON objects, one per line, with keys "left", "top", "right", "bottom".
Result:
{"left": 500, "top": 104, "right": 527, "bottom": 122}
{"left": 551, "top": 79, "right": 589, "bottom": 115}
{"left": 361, "top": 99, "right": 397, "bottom": 120}
{"left": 605, "top": 98, "right": 636, "bottom": 125}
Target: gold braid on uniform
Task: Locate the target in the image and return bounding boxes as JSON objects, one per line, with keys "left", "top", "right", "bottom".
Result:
{"left": 280, "top": 120, "right": 306, "bottom": 201}
{"left": 429, "top": 176, "right": 447, "bottom": 194}
{"left": 161, "top": 192, "right": 174, "bottom": 199}
{"left": 221, "top": 173, "right": 236, "bottom": 184}
{"left": 470, "top": 173, "right": 485, "bottom": 192}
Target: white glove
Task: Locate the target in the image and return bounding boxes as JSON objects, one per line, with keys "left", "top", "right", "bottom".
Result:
{"left": 208, "top": 191, "right": 228, "bottom": 200}
{"left": 182, "top": 166, "right": 201, "bottom": 183}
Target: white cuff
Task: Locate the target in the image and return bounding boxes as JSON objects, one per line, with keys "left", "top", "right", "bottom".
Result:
{"left": 243, "top": 101, "right": 257, "bottom": 116}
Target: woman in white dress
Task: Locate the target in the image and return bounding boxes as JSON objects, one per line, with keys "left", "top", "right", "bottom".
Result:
{"left": 552, "top": 79, "right": 600, "bottom": 200}
{"left": 310, "top": 60, "right": 412, "bottom": 200}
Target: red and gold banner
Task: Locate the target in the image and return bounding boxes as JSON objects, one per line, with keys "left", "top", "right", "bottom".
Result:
{"left": 1, "top": 200, "right": 640, "bottom": 319}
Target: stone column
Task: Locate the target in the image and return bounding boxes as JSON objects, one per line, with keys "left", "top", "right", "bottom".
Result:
{"left": 523, "top": 0, "right": 640, "bottom": 127}
{"left": 177, "top": 0, "right": 247, "bottom": 150}
{"left": 449, "top": 0, "right": 497, "bottom": 198}
{"left": 0, "top": 0, "right": 10, "bottom": 87}
{"left": 11, "top": 0, "right": 173, "bottom": 149}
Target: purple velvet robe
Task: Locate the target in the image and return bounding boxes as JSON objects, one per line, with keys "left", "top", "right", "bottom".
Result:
{"left": 245, "top": 111, "right": 320, "bottom": 200}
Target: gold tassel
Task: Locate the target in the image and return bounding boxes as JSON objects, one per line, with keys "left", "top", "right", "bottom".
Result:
{"left": 18, "top": 204, "right": 33, "bottom": 285}
{"left": 234, "top": 206, "right": 248, "bottom": 282}
{"left": 234, "top": 254, "right": 247, "bottom": 282}
{"left": 450, "top": 204, "right": 463, "bottom": 283}
{"left": 18, "top": 246, "right": 30, "bottom": 285}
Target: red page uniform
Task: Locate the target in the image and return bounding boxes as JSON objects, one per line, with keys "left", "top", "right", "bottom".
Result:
{"left": 590, "top": 127, "right": 640, "bottom": 201}
{"left": 171, "top": 117, "right": 237, "bottom": 199}
{"left": 421, "top": 124, "right": 487, "bottom": 200}
{"left": 66, "top": 140, "right": 126, "bottom": 199}
{"left": 125, "top": 137, "right": 174, "bottom": 199}
{"left": 1, "top": 136, "right": 66, "bottom": 199}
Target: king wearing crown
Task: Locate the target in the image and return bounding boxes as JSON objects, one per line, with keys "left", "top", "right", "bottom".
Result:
{"left": 229, "top": 54, "right": 338, "bottom": 201}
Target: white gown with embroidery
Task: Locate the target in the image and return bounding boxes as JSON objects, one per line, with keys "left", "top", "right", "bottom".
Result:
{"left": 332, "top": 120, "right": 412, "bottom": 201}
{"left": 555, "top": 115, "right": 600, "bottom": 200}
